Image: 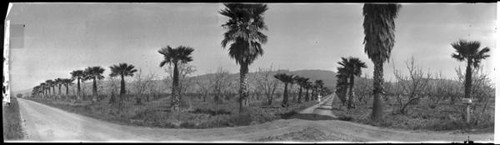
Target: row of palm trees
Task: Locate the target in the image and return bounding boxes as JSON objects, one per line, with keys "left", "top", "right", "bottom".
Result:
{"left": 30, "top": 3, "right": 490, "bottom": 124}
{"left": 32, "top": 64, "right": 138, "bottom": 103}
{"left": 31, "top": 78, "right": 74, "bottom": 98}
{"left": 335, "top": 57, "right": 367, "bottom": 110}
{"left": 274, "top": 73, "right": 328, "bottom": 107}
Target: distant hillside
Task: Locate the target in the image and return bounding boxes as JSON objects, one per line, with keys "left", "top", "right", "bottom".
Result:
{"left": 15, "top": 69, "right": 338, "bottom": 96}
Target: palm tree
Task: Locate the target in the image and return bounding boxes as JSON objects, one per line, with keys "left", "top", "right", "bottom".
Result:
{"left": 304, "top": 81, "right": 313, "bottom": 102}
{"left": 84, "top": 66, "right": 105, "bottom": 101}
{"left": 39, "top": 83, "right": 47, "bottom": 97}
{"left": 55, "top": 78, "right": 64, "bottom": 96}
{"left": 45, "top": 80, "right": 54, "bottom": 97}
{"left": 110, "top": 63, "right": 138, "bottom": 104}
{"left": 159, "top": 45, "right": 194, "bottom": 112}
{"left": 451, "top": 40, "right": 490, "bottom": 100}
{"left": 338, "top": 57, "right": 367, "bottom": 109}
{"left": 274, "top": 73, "right": 294, "bottom": 107}
{"left": 80, "top": 72, "right": 92, "bottom": 98}
{"left": 71, "top": 70, "right": 85, "bottom": 97}
{"left": 335, "top": 66, "right": 349, "bottom": 107}
{"left": 62, "top": 78, "right": 74, "bottom": 96}
{"left": 219, "top": 3, "right": 269, "bottom": 113}
{"left": 362, "top": 4, "right": 401, "bottom": 121}
{"left": 294, "top": 76, "right": 309, "bottom": 103}
{"left": 313, "top": 80, "right": 324, "bottom": 101}
{"left": 110, "top": 63, "right": 138, "bottom": 95}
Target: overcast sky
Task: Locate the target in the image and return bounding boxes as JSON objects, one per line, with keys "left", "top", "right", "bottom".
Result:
{"left": 7, "top": 3, "right": 496, "bottom": 92}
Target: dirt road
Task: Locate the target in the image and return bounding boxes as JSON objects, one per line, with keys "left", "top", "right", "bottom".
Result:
{"left": 15, "top": 96, "right": 493, "bottom": 142}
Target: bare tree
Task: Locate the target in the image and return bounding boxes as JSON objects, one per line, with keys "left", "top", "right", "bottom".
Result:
{"left": 133, "top": 69, "right": 159, "bottom": 105}
{"left": 107, "top": 75, "right": 121, "bottom": 108}
{"left": 211, "top": 67, "right": 233, "bottom": 103}
{"left": 254, "top": 66, "right": 279, "bottom": 106}
{"left": 353, "top": 74, "right": 371, "bottom": 105}
{"left": 392, "top": 57, "right": 431, "bottom": 114}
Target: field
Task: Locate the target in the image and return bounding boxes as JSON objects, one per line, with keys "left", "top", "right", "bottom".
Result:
{"left": 26, "top": 93, "right": 317, "bottom": 129}
{"left": 332, "top": 88, "right": 494, "bottom": 133}
{"left": 3, "top": 97, "right": 25, "bottom": 140}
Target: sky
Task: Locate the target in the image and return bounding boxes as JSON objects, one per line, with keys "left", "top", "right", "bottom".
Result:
{"left": 6, "top": 3, "right": 497, "bottom": 92}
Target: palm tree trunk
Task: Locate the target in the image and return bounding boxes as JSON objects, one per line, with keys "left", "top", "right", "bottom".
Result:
{"left": 239, "top": 63, "right": 250, "bottom": 113}
{"left": 65, "top": 84, "right": 69, "bottom": 95}
{"left": 282, "top": 83, "right": 289, "bottom": 106}
{"left": 120, "top": 75, "right": 126, "bottom": 95}
{"left": 58, "top": 84, "right": 62, "bottom": 95}
{"left": 77, "top": 78, "right": 81, "bottom": 99}
{"left": 465, "top": 59, "right": 472, "bottom": 99}
{"left": 371, "top": 59, "right": 384, "bottom": 121}
{"left": 305, "top": 89, "right": 309, "bottom": 102}
{"left": 171, "top": 62, "right": 180, "bottom": 112}
{"left": 298, "top": 87, "right": 303, "bottom": 103}
{"left": 52, "top": 87, "right": 55, "bottom": 96}
{"left": 93, "top": 77, "right": 98, "bottom": 101}
{"left": 348, "top": 76, "right": 355, "bottom": 109}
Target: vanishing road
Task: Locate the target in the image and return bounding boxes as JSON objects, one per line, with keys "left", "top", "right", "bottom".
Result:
{"left": 15, "top": 95, "right": 493, "bottom": 142}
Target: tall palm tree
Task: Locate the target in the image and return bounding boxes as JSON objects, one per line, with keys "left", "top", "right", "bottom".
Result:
{"left": 274, "top": 73, "right": 294, "bottom": 107}
{"left": 451, "top": 40, "right": 490, "bottom": 99}
{"left": 110, "top": 63, "right": 138, "bottom": 95}
{"left": 362, "top": 4, "right": 401, "bottom": 121}
{"left": 159, "top": 45, "right": 194, "bottom": 112}
{"left": 84, "top": 66, "right": 105, "bottom": 101}
{"left": 219, "top": 3, "right": 269, "bottom": 113}
{"left": 294, "top": 76, "right": 309, "bottom": 103}
{"left": 338, "top": 57, "right": 367, "bottom": 109}
{"left": 71, "top": 70, "right": 85, "bottom": 97}
{"left": 335, "top": 66, "right": 349, "bottom": 107}
{"left": 110, "top": 63, "right": 138, "bottom": 105}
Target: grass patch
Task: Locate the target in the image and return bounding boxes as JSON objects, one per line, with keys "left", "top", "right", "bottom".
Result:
{"left": 3, "top": 97, "right": 25, "bottom": 140}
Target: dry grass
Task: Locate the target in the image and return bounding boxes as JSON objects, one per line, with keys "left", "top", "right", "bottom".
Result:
{"left": 3, "top": 97, "right": 25, "bottom": 140}
{"left": 27, "top": 93, "right": 317, "bottom": 129}
{"left": 331, "top": 96, "right": 494, "bottom": 133}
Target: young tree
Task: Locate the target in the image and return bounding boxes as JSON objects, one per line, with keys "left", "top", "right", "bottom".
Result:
{"left": 255, "top": 66, "right": 279, "bottom": 105}
{"left": 220, "top": 4, "right": 269, "bottom": 113}
{"left": 392, "top": 57, "right": 431, "bottom": 114}
{"left": 211, "top": 67, "right": 233, "bottom": 104}
{"left": 132, "top": 69, "right": 158, "bottom": 104}
{"left": 159, "top": 45, "right": 194, "bottom": 112}
{"left": 362, "top": 4, "right": 401, "bottom": 121}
